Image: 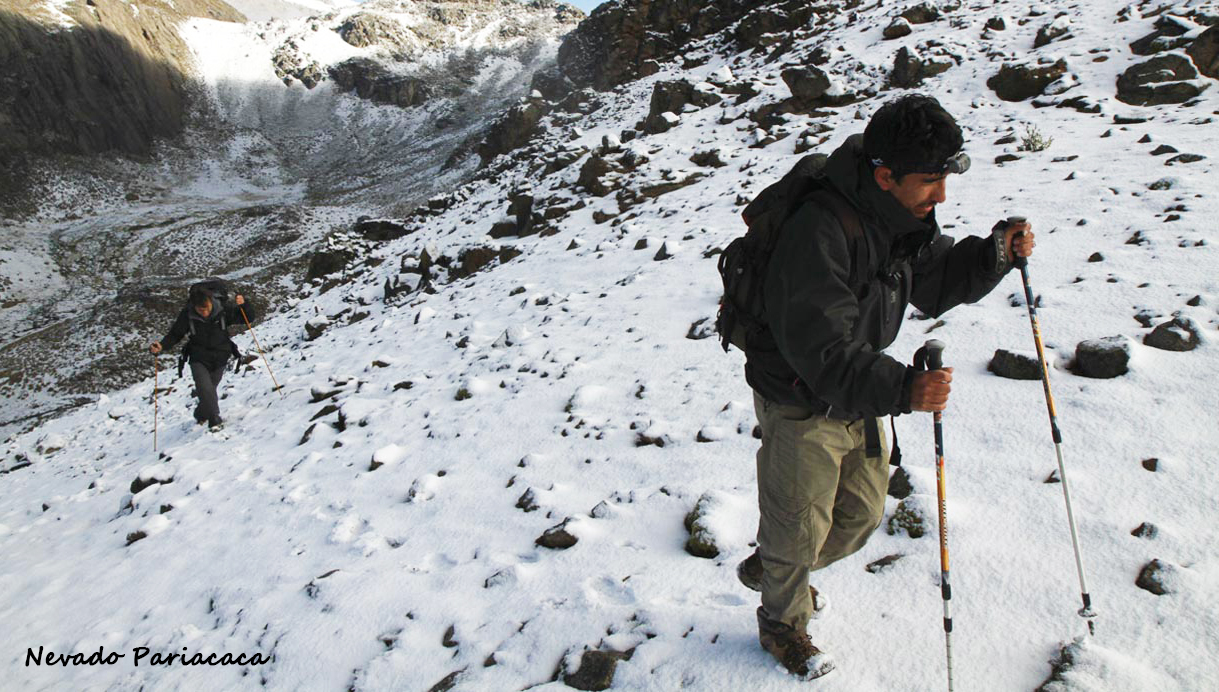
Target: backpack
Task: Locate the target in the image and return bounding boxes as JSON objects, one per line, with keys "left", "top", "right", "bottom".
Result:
{"left": 715, "top": 153, "right": 869, "bottom": 353}
{"left": 180, "top": 278, "right": 242, "bottom": 374}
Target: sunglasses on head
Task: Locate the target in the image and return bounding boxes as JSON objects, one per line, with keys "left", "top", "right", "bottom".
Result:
{"left": 872, "top": 151, "right": 971, "bottom": 176}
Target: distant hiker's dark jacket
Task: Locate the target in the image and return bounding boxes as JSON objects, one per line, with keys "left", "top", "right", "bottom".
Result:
{"left": 745, "top": 135, "right": 1010, "bottom": 419}
{"left": 160, "top": 299, "right": 251, "bottom": 367}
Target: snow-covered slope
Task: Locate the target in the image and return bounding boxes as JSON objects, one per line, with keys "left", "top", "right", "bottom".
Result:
{"left": 3, "top": 0, "right": 1218, "bottom": 690}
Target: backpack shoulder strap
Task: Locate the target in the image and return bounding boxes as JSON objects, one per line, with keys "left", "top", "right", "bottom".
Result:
{"left": 808, "top": 187, "right": 869, "bottom": 289}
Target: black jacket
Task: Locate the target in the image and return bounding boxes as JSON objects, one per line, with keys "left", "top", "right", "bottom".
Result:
{"left": 161, "top": 299, "right": 252, "bottom": 367}
{"left": 744, "top": 135, "right": 1009, "bottom": 419}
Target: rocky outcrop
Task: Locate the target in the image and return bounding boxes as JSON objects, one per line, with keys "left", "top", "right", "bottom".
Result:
{"left": 336, "top": 12, "right": 408, "bottom": 48}
{"left": 328, "top": 59, "right": 433, "bottom": 108}
{"left": 1116, "top": 53, "right": 1209, "bottom": 106}
{"left": 556, "top": 0, "right": 772, "bottom": 92}
{"left": 1189, "top": 26, "right": 1219, "bottom": 78}
{"left": 0, "top": 0, "right": 244, "bottom": 160}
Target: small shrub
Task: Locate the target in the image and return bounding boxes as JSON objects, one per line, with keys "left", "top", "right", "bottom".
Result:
{"left": 1019, "top": 124, "right": 1053, "bottom": 152}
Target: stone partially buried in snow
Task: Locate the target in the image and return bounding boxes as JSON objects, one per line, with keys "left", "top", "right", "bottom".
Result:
{"left": 1143, "top": 317, "right": 1200, "bottom": 351}
{"left": 684, "top": 492, "right": 725, "bottom": 558}
{"left": 1073, "top": 337, "right": 1130, "bottom": 378}
{"left": 1136, "top": 559, "right": 1180, "bottom": 595}
{"left": 883, "top": 18, "right": 913, "bottom": 40}
{"left": 888, "top": 495, "right": 931, "bottom": 538}
{"left": 564, "top": 649, "right": 631, "bottom": 691}
{"left": 989, "top": 349, "right": 1044, "bottom": 380}
{"left": 537, "top": 518, "right": 578, "bottom": 549}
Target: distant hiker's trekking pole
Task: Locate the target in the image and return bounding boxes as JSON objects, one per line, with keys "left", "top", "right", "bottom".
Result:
{"left": 922, "top": 338, "right": 955, "bottom": 692}
{"left": 153, "top": 355, "right": 159, "bottom": 452}
{"left": 1010, "top": 215, "right": 1097, "bottom": 635}
{"left": 239, "top": 306, "right": 283, "bottom": 397}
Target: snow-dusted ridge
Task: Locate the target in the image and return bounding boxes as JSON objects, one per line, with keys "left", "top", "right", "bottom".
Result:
{"left": 3, "top": 0, "right": 1218, "bottom": 690}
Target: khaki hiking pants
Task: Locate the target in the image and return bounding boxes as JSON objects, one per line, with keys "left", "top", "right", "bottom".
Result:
{"left": 753, "top": 392, "right": 890, "bottom": 633}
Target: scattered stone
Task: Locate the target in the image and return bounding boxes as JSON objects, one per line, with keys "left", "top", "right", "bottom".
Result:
{"left": 686, "top": 317, "right": 715, "bottom": 341}
{"left": 564, "top": 649, "right": 631, "bottom": 691}
{"left": 865, "top": 554, "right": 905, "bottom": 574}
{"left": 995, "top": 153, "right": 1022, "bottom": 164}
{"left": 1034, "top": 18, "right": 1071, "bottom": 48}
{"left": 1142, "top": 457, "right": 1159, "bottom": 472}
{"left": 1186, "top": 295, "right": 1202, "bottom": 307}
{"left": 427, "top": 669, "right": 465, "bottom": 692}
{"left": 988, "top": 60, "right": 1069, "bottom": 101}
{"left": 989, "top": 349, "right": 1043, "bottom": 380}
{"left": 1088, "top": 252, "right": 1104, "bottom": 262}
{"left": 1149, "top": 178, "right": 1175, "bottom": 191}
{"left": 690, "top": 149, "right": 728, "bottom": 168}
{"left": 1117, "top": 55, "right": 1208, "bottom": 106}
{"left": 684, "top": 493, "right": 723, "bottom": 559}
{"left": 537, "top": 519, "right": 578, "bottom": 549}
{"left": 884, "top": 18, "right": 913, "bottom": 40}
{"left": 1044, "top": 470, "right": 1060, "bottom": 484}
{"left": 1135, "top": 559, "right": 1178, "bottom": 595}
{"left": 305, "top": 316, "right": 331, "bottom": 341}
{"left": 653, "top": 242, "right": 676, "bottom": 261}
{"left": 516, "top": 488, "right": 540, "bottom": 512}
{"left": 1150, "top": 144, "right": 1178, "bottom": 156}
{"left": 1073, "top": 337, "right": 1130, "bottom": 378}
{"left": 901, "top": 3, "right": 940, "bottom": 24}
{"left": 1166, "top": 153, "right": 1206, "bottom": 165}
{"left": 891, "top": 46, "right": 953, "bottom": 88}
{"left": 1144, "top": 317, "right": 1200, "bottom": 351}
{"left": 1037, "top": 639, "right": 1088, "bottom": 691}
{"left": 1130, "top": 14, "right": 1195, "bottom": 56}
{"left": 130, "top": 474, "right": 173, "bottom": 495}
{"left": 125, "top": 531, "right": 148, "bottom": 546}
{"left": 354, "top": 218, "right": 412, "bottom": 241}
{"left": 1131, "top": 522, "right": 1159, "bottom": 538}
{"left": 986, "top": 16, "right": 1006, "bottom": 32}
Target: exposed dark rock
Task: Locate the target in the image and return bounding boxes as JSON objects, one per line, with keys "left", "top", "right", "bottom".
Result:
{"left": 1135, "top": 559, "right": 1177, "bottom": 595}
{"left": 887, "top": 466, "right": 913, "bottom": 499}
{"left": 986, "top": 16, "right": 1006, "bottom": 31}
{"left": 1188, "top": 26, "right": 1219, "bottom": 78}
{"left": 336, "top": 12, "right": 406, "bottom": 48}
{"left": 427, "top": 669, "right": 466, "bottom": 692}
{"left": 1142, "top": 458, "right": 1159, "bottom": 472}
{"left": 516, "top": 488, "right": 540, "bottom": 512}
{"left": 577, "top": 155, "right": 617, "bottom": 196}
{"left": 1166, "top": 153, "right": 1206, "bottom": 165}
{"left": 891, "top": 47, "right": 953, "bottom": 88}
{"left": 478, "top": 98, "right": 548, "bottom": 165}
{"left": 328, "top": 58, "right": 432, "bottom": 107}
{"left": 1131, "top": 522, "right": 1159, "bottom": 538}
{"left": 1130, "top": 15, "right": 1197, "bottom": 56}
{"left": 690, "top": 150, "right": 729, "bottom": 168}
{"left": 354, "top": 218, "right": 412, "bottom": 241}
{"left": 883, "top": 18, "right": 913, "bottom": 40}
{"left": 1149, "top": 178, "right": 1175, "bottom": 190}
{"left": 1073, "top": 337, "right": 1130, "bottom": 378}
{"left": 1144, "top": 317, "right": 1200, "bottom": 351}
{"left": 888, "top": 497, "right": 928, "bottom": 539}
{"left": 125, "top": 531, "right": 148, "bottom": 546}
{"left": 1034, "top": 20, "right": 1071, "bottom": 48}
{"left": 1036, "top": 639, "right": 1086, "bottom": 692}
{"left": 1116, "top": 54, "right": 1208, "bottom": 106}
{"left": 735, "top": 0, "right": 816, "bottom": 49}
{"left": 564, "top": 649, "right": 632, "bottom": 691}
{"left": 866, "top": 554, "right": 905, "bottom": 573}
{"left": 1150, "top": 144, "right": 1179, "bottom": 155}
{"left": 988, "top": 60, "right": 1069, "bottom": 101}
{"left": 130, "top": 474, "right": 173, "bottom": 495}
{"left": 901, "top": 3, "right": 940, "bottom": 24}
{"left": 686, "top": 318, "right": 715, "bottom": 340}
{"left": 556, "top": 0, "right": 770, "bottom": 91}
{"left": 537, "top": 519, "right": 579, "bottom": 549}
{"left": 644, "top": 80, "right": 722, "bottom": 134}
{"left": 1088, "top": 252, "right": 1104, "bottom": 262}
{"left": 989, "top": 349, "right": 1043, "bottom": 380}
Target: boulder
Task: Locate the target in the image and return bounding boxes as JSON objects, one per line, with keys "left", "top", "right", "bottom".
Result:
{"left": 564, "top": 649, "right": 631, "bottom": 691}
{"left": 901, "top": 3, "right": 940, "bottom": 24}
{"left": 537, "top": 519, "right": 578, "bottom": 549}
{"left": 1143, "top": 317, "right": 1201, "bottom": 351}
{"left": 782, "top": 66, "right": 831, "bottom": 102}
{"left": 336, "top": 13, "right": 406, "bottom": 48}
{"left": 887, "top": 466, "right": 913, "bottom": 500}
{"left": 1188, "top": 26, "right": 1219, "bottom": 78}
{"left": 1034, "top": 18, "right": 1071, "bottom": 49}
{"left": 883, "top": 18, "right": 913, "bottom": 40}
{"left": 988, "top": 60, "right": 1069, "bottom": 101}
{"left": 1129, "top": 15, "right": 1195, "bottom": 55}
{"left": 735, "top": 1, "right": 816, "bottom": 49}
{"left": 1073, "top": 337, "right": 1130, "bottom": 378}
{"left": 306, "top": 247, "right": 355, "bottom": 280}
{"left": 328, "top": 58, "right": 432, "bottom": 107}
{"left": 1116, "top": 54, "right": 1208, "bottom": 106}
{"left": 989, "top": 349, "right": 1043, "bottom": 380}
{"left": 577, "top": 155, "right": 618, "bottom": 196}
{"left": 354, "top": 218, "right": 412, "bottom": 241}
{"left": 891, "top": 46, "right": 953, "bottom": 88}
{"left": 477, "top": 99, "right": 549, "bottom": 165}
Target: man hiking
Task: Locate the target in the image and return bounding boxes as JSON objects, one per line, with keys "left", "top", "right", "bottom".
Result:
{"left": 733, "top": 94, "right": 1035, "bottom": 679}
{"left": 150, "top": 282, "right": 251, "bottom": 431}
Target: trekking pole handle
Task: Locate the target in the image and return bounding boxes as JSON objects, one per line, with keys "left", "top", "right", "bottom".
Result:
{"left": 1007, "top": 215, "right": 1028, "bottom": 270}
{"left": 924, "top": 339, "right": 945, "bottom": 371}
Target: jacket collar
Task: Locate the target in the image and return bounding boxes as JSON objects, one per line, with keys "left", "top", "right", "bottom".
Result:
{"left": 823, "top": 134, "right": 938, "bottom": 241}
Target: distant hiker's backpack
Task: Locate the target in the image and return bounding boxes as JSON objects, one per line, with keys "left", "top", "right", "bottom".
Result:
{"left": 715, "top": 153, "right": 869, "bottom": 352}
{"left": 180, "top": 278, "right": 242, "bottom": 374}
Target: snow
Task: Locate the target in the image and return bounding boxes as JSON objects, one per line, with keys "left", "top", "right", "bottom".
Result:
{"left": 3, "top": 0, "right": 1219, "bottom": 690}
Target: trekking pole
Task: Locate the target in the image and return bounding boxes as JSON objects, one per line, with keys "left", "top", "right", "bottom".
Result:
{"left": 1009, "top": 216, "right": 1097, "bottom": 635}
{"left": 153, "top": 354, "right": 159, "bottom": 452}
{"left": 923, "top": 339, "right": 955, "bottom": 692}
{"left": 239, "top": 305, "right": 283, "bottom": 397}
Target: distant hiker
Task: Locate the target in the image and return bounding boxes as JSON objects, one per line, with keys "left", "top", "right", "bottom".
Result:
{"left": 149, "top": 282, "right": 252, "bottom": 431}
{"left": 723, "top": 94, "right": 1035, "bottom": 679}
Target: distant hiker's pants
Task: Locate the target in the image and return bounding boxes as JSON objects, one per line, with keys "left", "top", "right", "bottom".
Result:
{"left": 753, "top": 392, "right": 889, "bottom": 633}
{"left": 190, "top": 360, "right": 227, "bottom": 425}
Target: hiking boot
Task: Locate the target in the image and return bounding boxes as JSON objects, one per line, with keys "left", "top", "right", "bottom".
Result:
{"left": 758, "top": 616, "right": 835, "bottom": 680}
{"left": 737, "top": 551, "right": 827, "bottom": 613}
{"left": 208, "top": 418, "right": 224, "bottom": 432}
